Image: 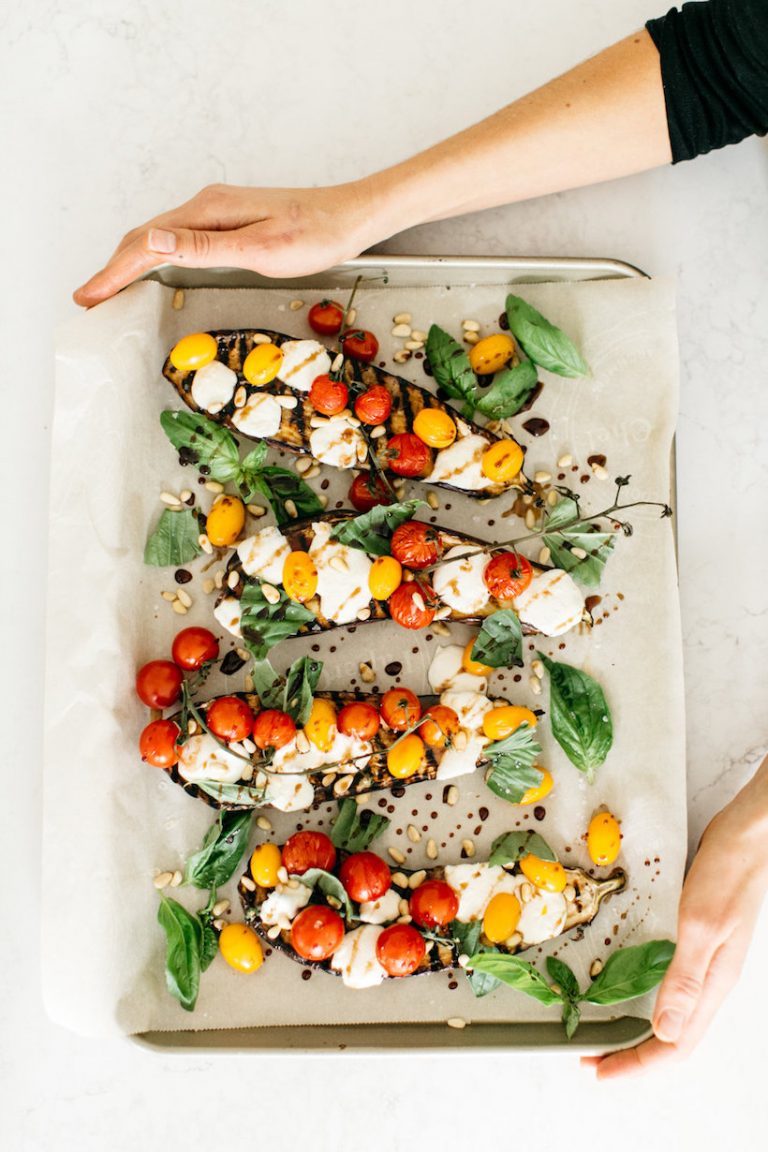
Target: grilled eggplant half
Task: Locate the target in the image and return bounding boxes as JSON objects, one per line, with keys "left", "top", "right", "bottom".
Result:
{"left": 163, "top": 329, "right": 532, "bottom": 499}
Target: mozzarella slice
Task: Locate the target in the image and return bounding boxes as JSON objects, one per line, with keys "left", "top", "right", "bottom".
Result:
{"left": 231, "top": 392, "right": 282, "bottom": 438}
{"left": 309, "top": 415, "right": 365, "bottom": 470}
{"left": 513, "top": 569, "right": 585, "bottom": 637}
{"left": 270, "top": 728, "right": 372, "bottom": 776}
{"left": 358, "top": 888, "right": 401, "bottom": 925}
{"left": 277, "top": 340, "right": 331, "bottom": 392}
{"left": 309, "top": 520, "right": 372, "bottom": 623}
{"left": 258, "top": 883, "right": 311, "bottom": 930}
{"left": 435, "top": 733, "right": 486, "bottom": 781}
{"left": 237, "top": 526, "right": 290, "bottom": 583}
{"left": 177, "top": 733, "right": 245, "bottom": 785}
{"left": 190, "top": 360, "right": 237, "bottom": 412}
{"left": 213, "top": 596, "right": 243, "bottom": 638}
{"left": 428, "top": 645, "right": 488, "bottom": 694}
{"left": 433, "top": 545, "right": 490, "bottom": 615}
{"left": 440, "top": 690, "right": 494, "bottom": 734}
{"left": 429, "top": 434, "right": 495, "bottom": 491}
{"left": 516, "top": 883, "right": 567, "bottom": 944}
{"left": 331, "top": 925, "right": 387, "bottom": 989}
{"left": 262, "top": 773, "right": 315, "bottom": 812}
{"left": 444, "top": 863, "right": 520, "bottom": 922}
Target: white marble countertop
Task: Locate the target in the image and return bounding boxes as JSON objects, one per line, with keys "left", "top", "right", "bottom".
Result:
{"left": 2, "top": 0, "right": 767, "bottom": 1148}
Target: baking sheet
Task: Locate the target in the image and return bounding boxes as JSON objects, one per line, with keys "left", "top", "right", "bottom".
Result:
{"left": 45, "top": 274, "right": 685, "bottom": 1039}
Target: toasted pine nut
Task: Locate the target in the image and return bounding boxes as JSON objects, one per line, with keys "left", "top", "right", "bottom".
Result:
{"left": 256, "top": 815, "right": 272, "bottom": 832}
{"left": 212, "top": 918, "right": 227, "bottom": 931}
{"left": 590, "top": 958, "right": 604, "bottom": 978}
{"left": 176, "top": 588, "right": 192, "bottom": 609}
{"left": 408, "top": 869, "right": 427, "bottom": 889}
{"left": 411, "top": 329, "right": 428, "bottom": 342}
{"left": 161, "top": 590, "right": 177, "bottom": 602}
{"left": 284, "top": 499, "right": 298, "bottom": 518}
{"left": 393, "top": 312, "right": 412, "bottom": 325}
{"left": 170, "top": 870, "right": 183, "bottom": 888}
{"left": 187, "top": 719, "right": 198, "bottom": 735}
{"left": 446, "top": 785, "right": 459, "bottom": 806}
{"left": 202, "top": 578, "right": 215, "bottom": 594}
{"left": 277, "top": 866, "right": 289, "bottom": 883}
{"left": 393, "top": 349, "right": 412, "bottom": 364}
{"left": 227, "top": 570, "right": 240, "bottom": 590}
{"left": 431, "top": 620, "right": 451, "bottom": 638}
{"left": 426, "top": 839, "right": 438, "bottom": 860}
{"left": 453, "top": 730, "right": 468, "bottom": 751}
{"left": 546, "top": 490, "right": 559, "bottom": 506}
{"left": 267, "top": 924, "right": 282, "bottom": 939}
{"left": 447, "top": 1017, "right": 467, "bottom": 1030}
{"left": 534, "top": 470, "right": 552, "bottom": 484}
{"left": 530, "top": 676, "right": 542, "bottom": 696}
{"left": 244, "top": 674, "right": 254, "bottom": 692}
{"left": 161, "top": 492, "right": 181, "bottom": 507}
{"left": 371, "top": 424, "right": 387, "bottom": 438}
{"left": 289, "top": 298, "right": 304, "bottom": 311}
{"left": 212, "top": 899, "right": 231, "bottom": 917}
{"left": 234, "top": 386, "right": 247, "bottom": 408}
{"left": 240, "top": 875, "right": 257, "bottom": 891}
{"left": 252, "top": 333, "right": 272, "bottom": 345}
{"left": 571, "top": 546, "right": 588, "bottom": 560}
{"left": 426, "top": 492, "right": 439, "bottom": 509}
{"left": 506, "top": 931, "right": 523, "bottom": 949}
{"left": 172, "top": 600, "right": 188, "bottom": 615}
{"left": 359, "top": 662, "right": 375, "bottom": 683}
{"left": 277, "top": 394, "right": 298, "bottom": 409}
{"left": 331, "top": 352, "right": 344, "bottom": 374}
{"left": 345, "top": 307, "right": 357, "bottom": 326}
{"left": 461, "top": 839, "right": 475, "bottom": 858}
{"left": 531, "top": 659, "right": 544, "bottom": 679}
{"left": 205, "top": 480, "right": 225, "bottom": 494}
{"left": 310, "top": 415, "right": 329, "bottom": 429}
{"left": 391, "top": 872, "right": 408, "bottom": 887}
{"left": 262, "top": 583, "right": 281, "bottom": 604}
{"left": 179, "top": 489, "right": 193, "bottom": 502}
{"left": 405, "top": 340, "right": 424, "bottom": 351}
{"left": 333, "top": 776, "right": 353, "bottom": 796}
{"left": 411, "top": 592, "right": 426, "bottom": 612}
{"left": 463, "top": 331, "right": 480, "bottom": 345}
{"left": 388, "top": 847, "right": 406, "bottom": 865}
{"left": 458, "top": 953, "right": 470, "bottom": 968}
{"left": 520, "top": 882, "right": 534, "bottom": 903}
{"left": 407, "top": 824, "right": 422, "bottom": 843}
{"left": 538, "top": 547, "right": 551, "bottom": 565}
{"left": 563, "top": 885, "right": 576, "bottom": 902}
{"left": 357, "top": 607, "right": 371, "bottom": 621}
{"left": 172, "top": 288, "right": 185, "bottom": 310}
{"left": 525, "top": 508, "right": 537, "bottom": 529}
{"left": 295, "top": 730, "right": 310, "bottom": 754}
{"left": 592, "top": 463, "right": 609, "bottom": 480}
{"left": 461, "top": 319, "right": 480, "bottom": 332}
{"left": 241, "top": 736, "right": 256, "bottom": 754}
{"left": 153, "top": 871, "right": 174, "bottom": 890}
{"left": 247, "top": 504, "right": 267, "bottom": 516}
{"left": 214, "top": 569, "right": 224, "bottom": 589}
{"left": 322, "top": 772, "right": 338, "bottom": 788}
{"left": 557, "top": 453, "right": 573, "bottom": 468}
{"left": 295, "top": 457, "right": 313, "bottom": 475}
{"left": 391, "top": 323, "right": 412, "bottom": 338}
{"left": 398, "top": 898, "right": 410, "bottom": 917}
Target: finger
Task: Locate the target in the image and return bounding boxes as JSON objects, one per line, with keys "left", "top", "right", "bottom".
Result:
{"left": 109, "top": 186, "right": 264, "bottom": 261}
{"left": 651, "top": 916, "right": 721, "bottom": 1043}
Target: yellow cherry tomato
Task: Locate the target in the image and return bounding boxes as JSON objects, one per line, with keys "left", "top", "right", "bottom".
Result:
{"left": 368, "top": 555, "right": 403, "bottom": 601}
{"left": 249, "top": 842, "right": 282, "bottom": 888}
{"left": 413, "top": 408, "right": 458, "bottom": 450}
{"left": 461, "top": 638, "right": 493, "bottom": 677}
{"left": 482, "top": 705, "right": 539, "bottom": 742}
{"left": 387, "top": 733, "right": 426, "bottom": 779}
{"left": 468, "top": 333, "right": 516, "bottom": 376}
{"left": 519, "top": 853, "right": 567, "bottom": 893}
{"left": 218, "top": 922, "right": 264, "bottom": 973}
{"left": 243, "top": 342, "right": 284, "bottom": 386}
{"left": 587, "top": 810, "right": 622, "bottom": 867}
{"left": 169, "top": 332, "right": 218, "bottom": 371}
{"left": 304, "top": 698, "right": 337, "bottom": 753}
{"left": 516, "top": 768, "right": 554, "bottom": 806}
{"left": 205, "top": 495, "right": 246, "bottom": 547}
{"left": 481, "top": 439, "right": 525, "bottom": 483}
{"left": 482, "top": 892, "right": 522, "bottom": 943}
{"left": 282, "top": 550, "right": 318, "bottom": 603}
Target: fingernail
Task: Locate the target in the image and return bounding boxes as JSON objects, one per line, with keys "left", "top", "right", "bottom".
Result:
{"left": 148, "top": 228, "right": 177, "bottom": 254}
{"left": 655, "top": 1008, "right": 685, "bottom": 1042}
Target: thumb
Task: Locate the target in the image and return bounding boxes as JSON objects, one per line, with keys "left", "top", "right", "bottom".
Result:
{"left": 652, "top": 921, "right": 715, "bottom": 1043}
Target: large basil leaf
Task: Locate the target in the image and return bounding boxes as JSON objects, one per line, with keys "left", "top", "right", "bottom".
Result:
{"left": 240, "top": 581, "right": 316, "bottom": 660}
{"left": 157, "top": 896, "right": 202, "bottom": 1012}
{"left": 248, "top": 658, "right": 286, "bottom": 710}
{"left": 252, "top": 466, "right": 324, "bottom": 526}
{"left": 160, "top": 410, "right": 242, "bottom": 482}
{"left": 330, "top": 798, "right": 391, "bottom": 852}
{"left": 467, "top": 953, "right": 563, "bottom": 1006}
{"left": 452, "top": 921, "right": 500, "bottom": 998}
{"left": 475, "top": 361, "right": 538, "bottom": 420}
{"left": 584, "top": 940, "right": 675, "bottom": 1005}
{"left": 297, "top": 868, "right": 353, "bottom": 919}
{"left": 144, "top": 508, "right": 202, "bottom": 567}
{"left": 183, "top": 810, "right": 254, "bottom": 889}
{"left": 425, "top": 325, "right": 478, "bottom": 416}
{"left": 505, "top": 295, "right": 589, "bottom": 378}
{"left": 194, "top": 779, "right": 266, "bottom": 807}
{"left": 484, "top": 725, "right": 544, "bottom": 804}
{"left": 539, "top": 655, "right": 612, "bottom": 784}
{"left": 282, "top": 656, "right": 323, "bottom": 725}
{"left": 543, "top": 497, "right": 616, "bottom": 587}
{"left": 471, "top": 609, "right": 523, "bottom": 669}
{"left": 330, "top": 500, "right": 426, "bottom": 555}
{"left": 488, "top": 830, "right": 556, "bottom": 866}
{"left": 198, "top": 916, "right": 220, "bottom": 973}
{"left": 562, "top": 998, "right": 582, "bottom": 1040}
{"left": 546, "top": 955, "right": 581, "bottom": 1001}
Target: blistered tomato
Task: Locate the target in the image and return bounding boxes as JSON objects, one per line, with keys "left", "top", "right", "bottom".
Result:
{"left": 380, "top": 688, "right": 422, "bottom": 731}
{"left": 519, "top": 853, "right": 567, "bottom": 893}
{"left": 136, "top": 660, "right": 183, "bottom": 708}
{"left": 337, "top": 701, "right": 381, "bottom": 741}
{"left": 282, "top": 550, "right": 318, "bottom": 602}
{"left": 354, "top": 384, "right": 392, "bottom": 425}
{"left": 242, "top": 342, "right": 283, "bottom": 386}
{"left": 482, "top": 892, "right": 521, "bottom": 943}
{"left": 206, "top": 495, "right": 246, "bottom": 547}
{"left": 308, "top": 299, "right": 345, "bottom": 336}
{"left": 303, "top": 697, "right": 337, "bottom": 752}
{"left": 309, "top": 373, "right": 348, "bottom": 416}
{"left": 341, "top": 328, "right": 379, "bottom": 363}
{"left": 412, "top": 408, "right": 457, "bottom": 449}
{"left": 587, "top": 811, "right": 622, "bottom": 866}
{"left": 390, "top": 521, "right": 442, "bottom": 570}
{"left": 483, "top": 551, "right": 533, "bottom": 600}
{"left": 409, "top": 880, "right": 459, "bottom": 929}
{"left": 468, "top": 332, "right": 515, "bottom": 375}
{"left": 481, "top": 439, "right": 524, "bottom": 483}
{"left": 171, "top": 627, "right": 219, "bottom": 671}
{"left": 385, "top": 433, "right": 432, "bottom": 478}
{"left": 376, "top": 923, "right": 426, "bottom": 977}
{"left": 282, "top": 830, "right": 336, "bottom": 875}
{"left": 482, "top": 705, "right": 538, "bottom": 742}
{"left": 349, "top": 472, "right": 393, "bottom": 512}
{"left": 139, "top": 719, "right": 180, "bottom": 767}
{"left": 517, "top": 768, "right": 554, "bottom": 806}
{"left": 219, "top": 923, "right": 264, "bottom": 973}
{"left": 387, "top": 733, "right": 426, "bottom": 779}
{"left": 461, "top": 638, "right": 493, "bottom": 677}
{"left": 419, "top": 705, "right": 460, "bottom": 749}
{"left": 250, "top": 842, "right": 283, "bottom": 887}
{"left": 368, "top": 555, "right": 402, "bottom": 600}
{"left": 206, "top": 696, "right": 254, "bottom": 742}
{"left": 252, "top": 709, "right": 296, "bottom": 751}
{"left": 291, "top": 905, "right": 345, "bottom": 961}
{"left": 388, "top": 579, "right": 436, "bottom": 629}
{"left": 170, "top": 332, "right": 218, "bottom": 371}
{"left": 339, "top": 852, "right": 391, "bottom": 903}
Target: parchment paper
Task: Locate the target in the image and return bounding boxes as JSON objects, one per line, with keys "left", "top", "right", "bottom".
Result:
{"left": 44, "top": 276, "right": 685, "bottom": 1036}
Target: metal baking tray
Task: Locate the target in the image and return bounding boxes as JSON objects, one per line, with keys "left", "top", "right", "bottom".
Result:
{"left": 137, "top": 254, "right": 661, "bottom": 1056}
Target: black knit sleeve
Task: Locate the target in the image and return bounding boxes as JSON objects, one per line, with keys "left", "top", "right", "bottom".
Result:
{"left": 646, "top": 0, "right": 768, "bottom": 162}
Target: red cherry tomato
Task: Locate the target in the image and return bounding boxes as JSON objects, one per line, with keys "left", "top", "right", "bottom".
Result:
{"left": 348, "top": 472, "right": 393, "bottom": 512}
{"left": 139, "top": 719, "right": 180, "bottom": 768}
{"left": 252, "top": 709, "right": 297, "bottom": 751}
{"left": 409, "top": 880, "right": 459, "bottom": 929}
{"left": 309, "top": 373, "right": 349, "bottom": 416}
{"left": 380, "top": 687, "right": 422, "bottom": 732}
{"left": 339, "top": 852, "right": 392, "bottom": 903}
{"left": 308, "top": 299, "right": 345, "bottom": 336}
{"left": 282, "top": 831, "right": 337, "bottom": 876}
{"left": 205, "top": 696, "right": 254, "bottom": 742}
{"left": 388, "top": 579, "right": 436, "bottom": 629}
{"left": 419, "top": 704, "right": 460, "bottom": 749}
{"left": 135, "top": 660, "right": 183, "bottom": 709}
{"left": 290, "top": 905, "right": 345, "bottom": 961}
{"left": 337, "top": 701, "right": 381, "bottom": 741}
{"left": 171, "top": 627, "right": 219, "bottom": 671}
{"left": 390, "top": 521, "right": 442, "bottom": 570}
{"left": 483, "top": 552, "right": 534, "bottom": 600}
{"left": 385, "top": 433, "right": 432, "bottom": 478}
{"left": 354, "top": 384, "right": 392, "bottom": 425}
{"left": 376, "top": 923, "right": 427, "bottom": 977}
{"left": 342, "top": 328, "right": 379, "bottom": 363}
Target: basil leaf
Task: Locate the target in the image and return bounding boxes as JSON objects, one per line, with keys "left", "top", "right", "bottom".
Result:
{"left": 505, "top": 295, "right": 589, "bottom": 378}
{"left": 539, "top": 654, "right": 613, "bottom": 784}
{"left": 240, "top": 581, "right": 315, "bottom": 660}
{"left": 467, "top": 953, "right": 563, "bottom": 1006}
{"left": 425, "top": 325, "right": 478, "bottom": 416}
{"left": 253, "top": 466, "right": 324, "bottom": 526}
{"left": 471, "top": 609, "right": 523, "bottom": 669}
{"left": 297, "top": 868, "right": 353, "bottom": 919}
{"left": 160, "top": 410, "right": 242, "bottom": 483}
{"left": 452, "top": 921, "right": 500, "bottom": 998}
{"left": 183, "top": 810, "right": 253, "bottom": 889}
{"left": 475, "top": 361, "right": 538, "bottom": 420}
{"left": 584, "top": 940, "right": 675, "bottom": 1005}
{"left": 484, "top": 724, "right": 544, "bottom": 804}
{"left": 330, "top": 500, "right": 426, "bottom": 555}
{"left": 249, "top": 658, "right": 286, "bottom": 710}
{"left": 330, "top": 798, "right": 391, "bottom": 852}
{"left": 488, "top": 830, "right": 556, "bottom": 866}
{"left": 562, "top": 998, "right": 582, "bottom": 1040}
{"left": 194, "top": 779, "right": 266, "bottom": 807}
{"left": 157, "top": 895, "right": 202, "bottom": 1012}
{"left": 282, "top": 656, "right": 323, "bottom": 725}
{"left": 144, "top": 508, "right": 202, "bottom": 567}
{"left": 546, "top": 956, "right": 581, "bottom": 1002}
{"left": 240, "top": 442, "right": 269, "bottom": 473}
{"left": 543, "top": 498, "right": 616, "bottom": 587}
{"left": 197, "top": 916, "right": 219, "bottom": 973}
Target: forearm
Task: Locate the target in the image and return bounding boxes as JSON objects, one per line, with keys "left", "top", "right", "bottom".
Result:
{"left": 358, "top": 29, "right": 671, "bottom": 239}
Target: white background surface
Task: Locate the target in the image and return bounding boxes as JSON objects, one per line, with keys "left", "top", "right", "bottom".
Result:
{"left": 1, "top": 0, "right": 767, "bottom": 1148}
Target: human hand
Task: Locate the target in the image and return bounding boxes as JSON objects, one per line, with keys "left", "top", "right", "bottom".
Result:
{"left": 73, "top": 181, "right": 377, "bottom": 307}
{"left": 583, "top": 756, "right": 768, "bottom": 1078}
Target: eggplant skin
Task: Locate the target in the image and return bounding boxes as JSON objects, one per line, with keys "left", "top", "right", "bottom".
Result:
{"left": 238, "top": 858, "right": 626, "bottom": 982}
{"left": 163, "top": 328, "right": 533, "bottom": 499}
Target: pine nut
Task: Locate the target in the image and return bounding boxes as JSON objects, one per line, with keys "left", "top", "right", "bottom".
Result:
{"left": 244, "top": 674, "right": 254, "bottom": 692}
{"left": 205, "top": 480, "right": 225, "bottom": 494}
{"left": 355, "top": 440, "right": 369, "bottom": 463}
{"left": 405, "top": 340, "right": 424, "bottom": 351}
{"left": 359, "top": 662, "right": 375, "bottom": 683}
{"left": 202, "top": 578, "right": 215, "bottom": 594}
{"left": 267, "top": 924, "right": 282, "bottom": 940}
{"left": 172, "top": 600, "right": 188, "bottom": 615}
{"left": 330, "top": 555, "right": 349, "bottom": 573}
{"left": 318, "top": 494, "right": 329, "bottom": 508}
{"left": 506, "top": 931, "right": 522, "bottom": 949}
{"left": 397, "top": 914, "right": 413, "bottom": 925}
{"left": 426, "top": 839, "right": 438, "bottom": 860}
{"left": 331, "top": 353, "right": 344, "bottom": 374}
{"left": 346, "top": 414, "right": 361, "bottom": 428}
{"left": 393, "top": 350, "right": 412, "bottom": 364}
{"left": 571, "top": 546, "right": 588, "bottom": 560}
{"left": 538, "top": 547, "right": 551, "bottom": 565}
{"left": 180, "top": 489, "right": 193, "bottom": 502}
{"left": 172, "top": 288, "right": 185, "bottom": 310}
{"left": 592, "top": 463, "right": 609, "bottom": 480}
{"left": 161, "top": 492, "right": 181, "bottom": 507}
{"left": 411, "top": 592, "right": 426, "bottom": 612}
{"left": 458, "top": 953, "right": 470, "bottom": 968}
{"left": 322, "top": 772, "right": 338, "bottom": 788}
{"left": 520, "top": 882, "right": 534, "bottom": 903}
{"left": 462, "top": 319, "right": 480, "bottom": 332}
{"left": 284, "top": 499, "right": 298, "bottom": 518}
{"left": 546, "top": 490, "right": 559, "bottom": 506}
{"left": 433, "top": 605, "right": 451, "bottom": 619}
{"left": 241, "top": 736, "right": 256, "bottom": 754}
{"left": 256, "top": 815, "right": 272, "bottom": 832}
{"left": 446, "top": 785, "right": 459, "bottom": 806}
{"left": 407, "top": 825, "right": 422, "bottom": 843}
{"left": 453, "top": 731, "right": 468, "bottom": 751}
{"left": 534, "top": 470, "right": 552, "bottom": 484}
{"left": 188, "top": 719, "right": 198, "bottom": 735}
{"left": 237, "top": 646, "right": 250, "bottom": 662}
{"left": 176, "top": 588, "right": 192, "bottom": 608}
{"left": 234, "top": 386, "right": 247, "bottom": 408}
{"left": 531, "top": 659, "right": 544, "bottom": 679}
{"left": 310, "top": 415, "right": 329, "bottom": 429}
{"left": 355, "top": 793, "right": 369, "bottom": 806}
{"left": 391, "top": 323, "right": 412, "bottom": 338}
{"left": 461, "top": 839, "right": 475, "bottom": 858}
{"left": 391, "top": 872, "right": 408, "bottom": 888}
{"left": 247, "top": 504, "right": 267, "bottom": 517}
{"left": 295, "top": 730, "right": 310, "bottom": 753}
{"left": 398, "top": 898, "right": 411, "bottom": 917}
{"left": 345, "top": 307, "right": 357, "bottom": 326}
{"left": 426, "top": 492, "right": 439, "bottom": 509}
{"left": 212, "top": 918, "right": 227, "bottom": 931}
{"left": 278, "top": 394, "right": 298, "bottom": 409}
{"left": 212, "top": 899, "right": 230, "bottom": 917}
{"left": 590, "top": 958, "right": 604, "bottom": 978}
{"left": 525, "top": 508, "right": 537, "bottom": 529}
{"left": 161, "top": 590, "right": 177, "bottom": 602}
{"left": 304, "top": 464, "right": 321, "bottom": 480}
{"left": 431, "top": 620, "right": 451, "bottom": 637}
{"left": 240, "top": 875, "right": 256, "bottom": 891}
{"left": 153, "top": 871, "right": 174, "bottom": 890}
{"left": 447, "top": 1017, "right": 467, "bottom": 1030}
{"left": 393, "top": 312, "right": 412, "bottom": 325}
{"left": 408, "top": 869, "right": 427, "bottom": 889}
{"left": 262, "top": 583, "right": 281, "bottom": 604}
{"left": 463, "top": 331, "right": 480, "bottom": 345}
{"left": 371, "top": 424, "right": 387, "bottom": 438}
{"left": 563, "top": 885, "right": 576, "bottom": 902}
{"left": 214, "top": 569, "right": 224, "bottom": 589}
{"left": 227, "top": 570, "right": 240, "bottom": 590}
{"left": 252, "top": 333, "right": 272, "bottom": 345}
{"left": 357, "top": 607, "right": 371, "bottom": 621}
{"left": 530, "top": 675, "right": 542, "bottom": 696}
{"left": 295, "top": 457, "right": 313, "bottom": 475}
{"left": 326, "top": 894, "right": 341, "bottom": 909}
{"left": 170, "top": 870, "right": 183, "bottom": 888}
{"left": 333, "top": 776, "right": 353, "bottom": 797}
{"left": 388, "top": 847, "right": 406, "bottom": 865}
{"left": 411, "top": 330, "right": 428, "bottom": 342}
{"left": 557, "top": 453, "right": 573, "bottom": 468}
{"left": 289, "top": 298, "right": 304, "bottom": 311}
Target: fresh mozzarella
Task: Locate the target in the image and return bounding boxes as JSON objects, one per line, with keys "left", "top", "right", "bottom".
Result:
{"left": 262, "top": 773, "right": 315, "bottom": 812}
{"left": 258, "top": 883, "right": 311, "bottom": 930}
{"left": 440, "top": 690, "right": 493, "bottom": 733}
{"left": 358, "top": 888, "right": 401, "bottom": 926}
{"left": 190, "top": 360, "right": 237, "bottom": 412}
{"left": 237, "top": 526, "right": 290, "bottom": 583}
{"left": 271, "top": 727, "right": 372, "bottom": 776}
{"left": 231, "top": 392, "right": 282, "bottom": 438}
{"left": 428, "top": 645, "right": 488, "bottom": 694}
{"left": 432, "top": 545, "right": 490, "bottom": 615}
{"left": 331, "top": 925, "right": 387, "bottom": 989}
{"left": 213, "top": 596, "right": 243, "bottom": 638}
{"left": 514, "top": 569, "right": 585, "bottom": 637}
{"left": 444, "top": 863, "right": 520, "bottom": 922}
{"left": 428, "top": 434, "right": 495, "bottom": 491}
{"left": 516, "top": 884, "right": 567, "bottom": 945}
{"left": 309, "top": 415, "right": 365, "bottom": 470}
{"left": 435, "top": 734, "right": 486, "bottom": 781}
{"left": 309, "top": 520, "right": 372, "bottom": 623}
{"left": 277, "top": 339, "right": 331, "bottom": 392}
{"left": 177, "top": 733, "right": 244, "bottom": 785}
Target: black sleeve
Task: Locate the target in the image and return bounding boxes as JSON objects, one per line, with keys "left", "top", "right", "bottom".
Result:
{"left": 646, "top": 0, "right": 768, "bottom": 162}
